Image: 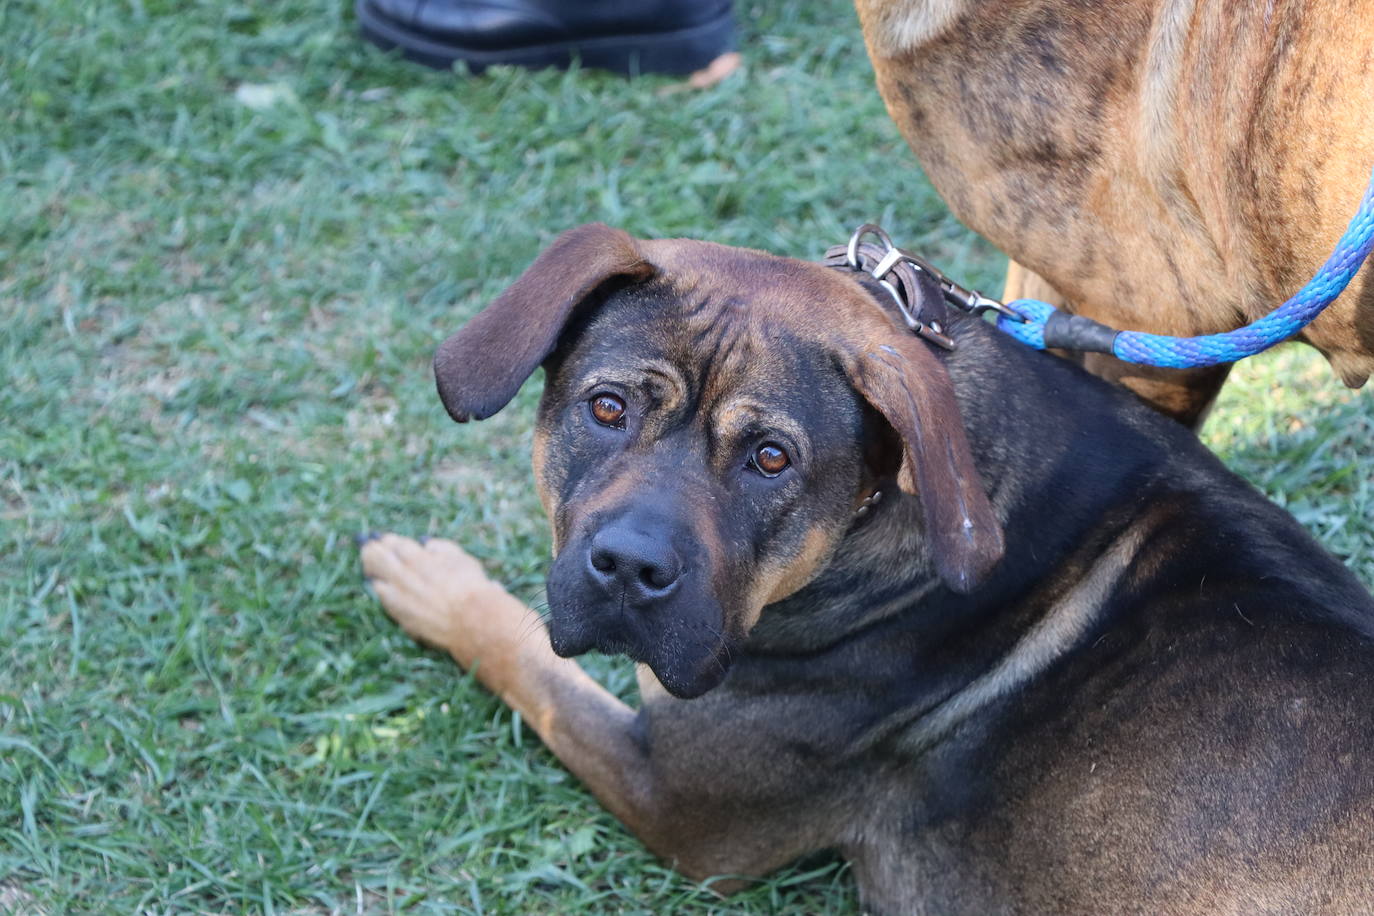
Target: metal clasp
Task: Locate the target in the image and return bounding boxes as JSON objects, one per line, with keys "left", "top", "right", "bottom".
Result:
{"left": 845, "top": 224, "right": 956, "bottom": 349}
{"left": 843, "top": 223, "right": 1028, "bottom": 328}
{"left": 940, "top": 278, "right": 1028, "bottom": 323}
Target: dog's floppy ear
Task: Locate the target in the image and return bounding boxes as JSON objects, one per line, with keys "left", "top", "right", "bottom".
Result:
{"left": 841, "top": 329, "right": 1004, "bottom": 593}
{"left": 434, "top": 223, "right": 655, "bottom": 422}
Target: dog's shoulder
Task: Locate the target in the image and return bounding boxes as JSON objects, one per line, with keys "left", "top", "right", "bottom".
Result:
{"left": 953, "top": 314, "right": 1374, "bottom": 637}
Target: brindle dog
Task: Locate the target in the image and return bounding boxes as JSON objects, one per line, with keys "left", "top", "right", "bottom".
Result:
{"left": 361, "top": 224, "right": 1374, "bottom": 914}
{"left": 854, "top": 0, "right": 1374, "bottom": 425}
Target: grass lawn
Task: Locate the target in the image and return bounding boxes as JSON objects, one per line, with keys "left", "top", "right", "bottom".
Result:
{"left": 2, "top": 0, "right": 1371, "bottom": 912}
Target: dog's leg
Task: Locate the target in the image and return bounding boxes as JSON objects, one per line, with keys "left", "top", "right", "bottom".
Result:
{"left": 1001, "top": 259, "right": 1066, "bottom": 308}
{"left": 1003, "top": 260, "right": 1230, "bottom": 428}
{"left": 359, "top": 533, "right": 822, "bottom": 888}
{"left": 1079, "top": 353, "right": 1231, "bottom": 430}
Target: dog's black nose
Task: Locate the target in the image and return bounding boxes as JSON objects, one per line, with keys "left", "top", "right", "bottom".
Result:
{"left": 587, "top": 525, "right": 683, "bottom": 602}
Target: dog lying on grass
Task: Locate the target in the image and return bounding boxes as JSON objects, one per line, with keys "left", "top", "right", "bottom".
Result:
{"left": 362, "top": 224, "right": 1374, "bottom": 914}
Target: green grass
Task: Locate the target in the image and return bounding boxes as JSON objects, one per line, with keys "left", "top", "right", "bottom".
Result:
{"left": 1, "top": 0, "right": 1370, "bottom": 912}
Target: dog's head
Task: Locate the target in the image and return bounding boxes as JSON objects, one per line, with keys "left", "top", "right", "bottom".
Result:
{"left": 434, "top": 224, "right": 1003, "bottom": 698}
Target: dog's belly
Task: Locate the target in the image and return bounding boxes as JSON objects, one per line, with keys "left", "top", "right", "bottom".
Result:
{"left": 863, "top": 0, "right": 1374, "bottom": 387}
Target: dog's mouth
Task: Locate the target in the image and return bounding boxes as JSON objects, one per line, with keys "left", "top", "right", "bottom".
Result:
{"left": 544, "top": 564, "right": 735, "bottom": 699}
{"left": 648, "top": 639, "right": 732, "bottom": 699}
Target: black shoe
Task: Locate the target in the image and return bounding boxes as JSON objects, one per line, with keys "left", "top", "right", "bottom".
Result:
{"left": 357, "top": 0, "right": 736, "bottom": 74}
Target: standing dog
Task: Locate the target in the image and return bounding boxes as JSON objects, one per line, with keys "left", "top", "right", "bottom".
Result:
{"left": 854, "top": 0, "right": 1374, "bottom": 424}
{"left": 362, "top": 224, "right": 1374, "bottom": 914}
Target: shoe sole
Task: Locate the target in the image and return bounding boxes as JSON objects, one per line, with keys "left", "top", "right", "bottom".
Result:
{"left": 356, "top": 0, "right": 736, "bottom": 75}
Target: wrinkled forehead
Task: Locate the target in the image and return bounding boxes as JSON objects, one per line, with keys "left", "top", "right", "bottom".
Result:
{"left": 566, "top": 286, "right": 837, "bottom": 407}
{"left": 555, "top": 244, "right": 871, "bottom": 424}
{"left": 636, "top": 237, "right": 877, "bottom": 337}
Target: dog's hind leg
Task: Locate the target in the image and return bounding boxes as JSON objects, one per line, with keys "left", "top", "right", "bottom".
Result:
{"left": 1003, "top": 260, "right": 1231, "bottom": 428}
{"left": 359, "top": 533, "right": 828, "bottom": 890}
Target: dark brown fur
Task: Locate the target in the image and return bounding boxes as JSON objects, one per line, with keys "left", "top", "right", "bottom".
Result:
{"left": 363, "top": 226, "right": 1374, "bottom": 914}
{"left": 855, "top": 0, "right": 1374, "bottom": 424}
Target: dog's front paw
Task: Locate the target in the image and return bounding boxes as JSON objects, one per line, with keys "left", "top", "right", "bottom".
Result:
{"left": 360, "top": 533, "right": 515, "bottom": 667}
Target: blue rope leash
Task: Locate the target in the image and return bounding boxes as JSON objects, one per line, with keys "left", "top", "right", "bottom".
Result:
{"left": 994, "top": 165, "right": 1374, "bottom": 368}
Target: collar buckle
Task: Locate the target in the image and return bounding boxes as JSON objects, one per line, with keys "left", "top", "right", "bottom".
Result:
{"left": 823, "top": 223, "right": 1029, "bottom": 351}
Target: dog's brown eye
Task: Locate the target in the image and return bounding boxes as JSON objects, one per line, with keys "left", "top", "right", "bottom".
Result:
{"left": 590, "top": 393, "right": 626, "bottom": 427}
{"left": 753, "top": 443, "right": 790, "bottom": 476}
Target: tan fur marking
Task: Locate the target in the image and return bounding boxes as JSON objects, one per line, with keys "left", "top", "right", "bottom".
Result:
{"left": 854, "top": 0, "right": 973, "bottom": 56}
{"left": 713, "top": 399, "right": 809, "bottom": 463}
{"left": 531, "top": 425, "right": 554, "bottom": 544}
{"left": 566, "top": 462, "right": 645, "bottom": 522}
{"left": 587, "top": 359, "right": 690, "bottom": 419}
{"left": 741, "top": 524, "right": 838, "bottom": 633}
{"left": 1137, "top": 0, "right": 1195, "bottom": 179}
{"left": 904, "top": 510, "right": 1161, "bottom": 753}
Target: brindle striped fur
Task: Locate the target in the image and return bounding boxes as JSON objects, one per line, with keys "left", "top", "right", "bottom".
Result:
{"left": 855, "top": 0, "right": 1374, "bottom": 424}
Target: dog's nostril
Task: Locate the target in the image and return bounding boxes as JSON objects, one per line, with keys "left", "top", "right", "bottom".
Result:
{"left": 591, "top": 550, "right": 616, "bottom": 573}
{"left": 640, "top": 564, "right": 674, "bottom": 591}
